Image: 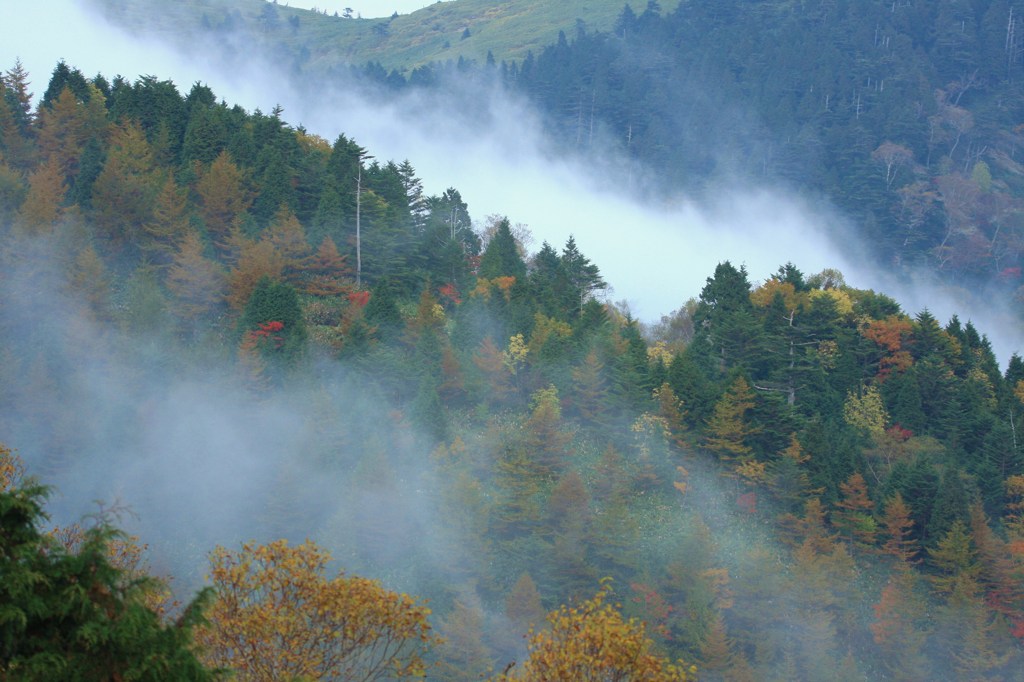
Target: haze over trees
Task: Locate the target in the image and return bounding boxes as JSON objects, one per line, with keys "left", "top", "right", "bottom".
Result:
{"left": 113, "top": 0, "right": 1024, "bottom": 302}
{"left": 1, "top": 23, "right": 1024, "bottom": 680}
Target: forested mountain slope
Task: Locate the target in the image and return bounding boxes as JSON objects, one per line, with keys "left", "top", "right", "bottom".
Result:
{"left": 91, "top": 0, "right": 1024, "bottom": 305}
{"left": 2, "top": 56, "right": 1024, "bottom": 679}
{"left": 88, "top": 0, "right": 675, "bottom": 72}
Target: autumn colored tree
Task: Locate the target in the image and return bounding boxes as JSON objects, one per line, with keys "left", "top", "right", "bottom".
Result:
{"left": 505, "top": 572, "right": 545, "bottom": 633}
{"left": 90, "top": 120, "right": 161, "bottom": 250}
{"left": 195, "top": 539, "right": 437, "bottom": 681}
{"left": 165, "top": 230, "right": 227, "bottom": 323}
{"left": 568, "top": 348, "right": 609, "bottom": 425}
{"left": 262, "top": 204, "right": 311, "bottom": 285}
{"left": 522, "top": 385, "right": 572, "bottom": 475}
{"left": 879, "top": 493, "right": 920, "bottom": 569}
{"left": 495, "top": 580, "right": 694, "bottom": 681}
{"left": 141, "top": 173, "right": 192, "bottom": 265}
{"left": 437, "top": 598, "right": 494, "bottom": 682}
{"left": 862, "top": 315, "right": 914, "bottom": 380}
{"left": 704, "top": 375, "right": 758, "bottom": 462}
{"left": 15, "top": 155, "right": 66, "bottom": 234}
{"left": 302, "top": 235, "right": 350, "bottom": 296}
{"left": 780, "top": 497, "right": 837, "bottom": 555}
{"left": 35, "top": 84, "right": 108, "bottom": 181}
{"left": 655, "top": 382, "right": 689, "bottom": 449}
{"left": 194, "top": 150, "right": 252, "bottom": 253}
{"left": 928, "top": 519, "right": 982, "bottom": 601}
{"left": 767, "top": 434, "right": 821, "bottom": 513}
{"left": 545, "top": 469, "right": 597, "bottom": 598}
{"left": 870, "top": 574, "right": 929, "bottom": 679}
{"left": 473, "top": 336, "right": 515, "bottom": 405}
{"left": 0, "top": 442, "right": 24, "bottom": 491}
{"left": 67, "top": 244, "right": 112, "bottom": 323}
{"left": 833, "top": 472, "right": 878, "bottom": 556}
{"left": 225, "top": 239, "right": 285, "bottom": 311}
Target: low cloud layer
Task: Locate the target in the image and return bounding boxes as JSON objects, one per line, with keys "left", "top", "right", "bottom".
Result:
{"left": 6, "top": 2, "right": 1019, "bottom": 366}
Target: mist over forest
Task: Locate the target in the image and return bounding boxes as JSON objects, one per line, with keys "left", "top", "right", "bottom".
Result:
{"left": 2, "top": 1, "right": 1024, "bottom": 680}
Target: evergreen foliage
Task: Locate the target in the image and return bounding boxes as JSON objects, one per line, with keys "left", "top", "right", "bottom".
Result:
{"left": 2, "top": 55, "right": 1024, "bottom": 680}
{"left": 0, "top": 479, "right": 217, "bottom": 681}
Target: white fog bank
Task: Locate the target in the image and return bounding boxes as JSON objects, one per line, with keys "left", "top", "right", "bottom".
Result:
{"left": 1, "top": 0, "right": 1019, "bottom": 363}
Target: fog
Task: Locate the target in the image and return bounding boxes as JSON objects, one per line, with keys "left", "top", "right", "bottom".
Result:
{"left": 4, "top": 1, "right": 1019, "bottom": 367}
{"left": 2, "top": 3, "right": 1021, "bottom": 676}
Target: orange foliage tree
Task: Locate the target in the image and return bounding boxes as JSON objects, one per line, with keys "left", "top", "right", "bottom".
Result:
{"left": 861, "top": 315, "right": 914, "bottom": 379}
{"left": 495, "top": 580, "right": 694, "bottom": 681}
{"left": 195, "top": 539, "right": 437, "bottom": 682}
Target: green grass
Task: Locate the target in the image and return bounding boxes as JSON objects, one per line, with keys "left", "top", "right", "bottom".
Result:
{"left": 92, "top": 0, "right": 682, "bottom": 73}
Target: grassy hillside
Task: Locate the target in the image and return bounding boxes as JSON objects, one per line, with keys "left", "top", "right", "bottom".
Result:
{"left": 91, "top": 0, "right": 681, "bottom": 72}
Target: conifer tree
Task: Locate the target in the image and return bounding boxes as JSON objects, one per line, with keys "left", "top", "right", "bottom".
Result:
{"left": 0, "top": 477, "right": 218, "bottom": 681}
{"left": 226, "top": 239, "right": 285, "bottom": 311}
{"left": 194, "top": 150, "right": 252, "bottom": 253}
{"left": 141, "top": 173, "right": 191, "bottom": 264}
{"left": 437, "top": 598, "right": 494, "bottom": 682}
{"left": 833, "top": 472, "right": 878, "bottom": 556}
{"left": 479, "top": 216, "right": 527, "bottom": 281}
{"left": 505, "top": 572, "right": 545, "bottom": 632}
{"left": 301, "top": 236, "right": 350, "bottom": 296}
{"left": 880, "top": 492, "right": 920, "bottom": 568}
{"left": 16, "top": 155, "right": 66, "bottom": 234}
{"left": 90, "top": 120, "right": 161, "bottom": 250}
{"left": 569, "top": 348, "right": 609, "bottom": 425}
{"left": 166, "top": 230, "right": 226, "bottom": 323}
{"left": 239, "top": 277, "right": 307, "bottom": 368}
{"left": 705, "top": 376, "right": 758, "bottom": 462}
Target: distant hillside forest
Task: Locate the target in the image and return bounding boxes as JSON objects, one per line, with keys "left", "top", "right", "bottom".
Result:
{"left": 124, "top": 0, "right": 1024, "bottom": 295}
{"left": 372, "top": 1, "right": 1024, "bottom": 292}
{"left": 3, "top": 56, "right": 1024, "bottom": 680}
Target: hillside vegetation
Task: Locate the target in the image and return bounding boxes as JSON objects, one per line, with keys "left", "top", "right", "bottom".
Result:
{"left": 89, "top": 0, "right": 1024, "bottom": 308}
{"left": 2, "top": 57, "right": 1024, "bottom": 679}
{"left": 90, "top": 0, "right": 681, "bottom": 71}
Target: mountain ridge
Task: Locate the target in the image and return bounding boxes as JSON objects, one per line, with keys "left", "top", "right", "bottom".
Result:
{"left": 89, "top": 0, "right": 679, "bottom": 72}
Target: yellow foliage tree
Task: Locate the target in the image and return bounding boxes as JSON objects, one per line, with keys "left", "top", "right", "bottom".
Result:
{"left": 495, "top": 580, "right": 694, "bottom": 681}
{"left": 49, "top": 523, "right": 176, "bottom": 618}
{"left": 704, "top": 376, "right": 757, "bottom": 461}
{"left": 842, "top": 385, "right": 888, "bottom": 440}
{"left": 195, "top": 539, "right": 437, "bottom": 682}
{"left": 194, "top": 151, "right": 252, "bottom": 253}
{"left": 0, "top": 442, "right": 24, "bottom": 491}
{"left": 225, "top": 238, "right": 285, "bottom": 311}
{"left": 166, "top": 230, "right": 227, "bottom": 321}
{"left": 16, "top": 155, "right": 66, "bottom": 234}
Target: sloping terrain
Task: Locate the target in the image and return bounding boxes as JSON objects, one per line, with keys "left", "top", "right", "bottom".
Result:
{"left": 89, "top": 0, "right": 680, "bottom": 72}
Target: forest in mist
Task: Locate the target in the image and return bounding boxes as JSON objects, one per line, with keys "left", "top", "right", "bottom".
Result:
{"left": 89, "top": 0, "right": 1024, "bottom": 299}
{"left": 2, "top": 1, "right": 1024, "bottom": 681}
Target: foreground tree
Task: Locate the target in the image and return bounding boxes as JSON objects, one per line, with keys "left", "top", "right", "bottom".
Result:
{"left": 195, "top": 539, "right": 437, "bottom": 682}
{"left": 495, "top": 580, "right": 694, "bottom": 681}
{"left": 0, "top": 465, "right": 217, "bottom": 681}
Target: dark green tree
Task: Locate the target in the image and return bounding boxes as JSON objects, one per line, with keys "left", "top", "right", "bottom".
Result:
{"left": 560, "top": 235, "right": 606, "bottom": 316}
{"left": 239, "top": 277, "right": 307, "bottom": 366}
{"left": 0, "top": 480, "right": 218, "bottom": 681}
{"left": 478, "top": 217, "right": 527, "bottom": 282}
{"left": 692, "top": 261, "right": 759, "bottom": 376}
{"left": 364, "top": 276, "right": 403, "bottom": 343}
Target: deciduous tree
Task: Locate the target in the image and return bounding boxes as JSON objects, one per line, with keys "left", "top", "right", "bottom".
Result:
{"left": 196, "top": 539, "right": 436, "bottom": 681}
{"left": 496, "top": 580, "right": 694, "bottom": 681}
